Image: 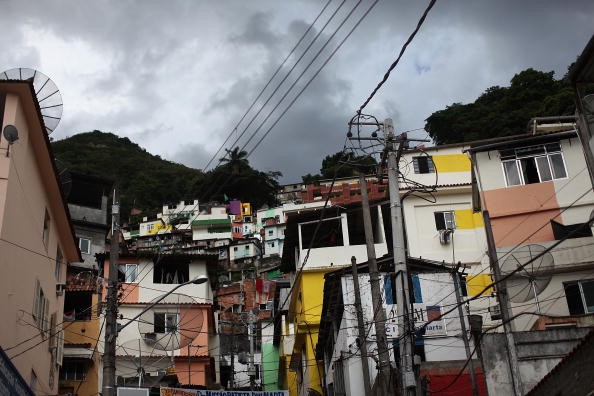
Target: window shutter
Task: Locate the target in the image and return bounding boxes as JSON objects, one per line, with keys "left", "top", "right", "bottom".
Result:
{"left": 33, "top": 280, "right": 41, "bottom": 321}
{"left": 43, "top": 297, "right": 49, "bottom": 336}
{"left": 56, "top": 330, "right": 64, "bottom": 365}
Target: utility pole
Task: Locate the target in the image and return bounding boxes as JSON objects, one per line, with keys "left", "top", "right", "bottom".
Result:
{"left": 102, "top": 189, "right": 120, "bottom": 396}
{"left": 452, "top": 263, "right": 479, "bottom": 396}
{"left": 385, "top": 119, "right": 416, "bottom": 396}
{"left": 483, "top": 211, "right": 523, "bottom": 395}
{"left": 350, "top": 256, "right": 372, "bottom": 396}
{"left": 359, "top": 174, "right": 393, "bottom": 395}
{"left": 248, "top": 310, "right": 256, "bottom": 391}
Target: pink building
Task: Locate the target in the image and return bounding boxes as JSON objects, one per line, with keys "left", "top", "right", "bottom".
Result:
{"left": 0, "top": 79, "right": 80, "bottom": 393}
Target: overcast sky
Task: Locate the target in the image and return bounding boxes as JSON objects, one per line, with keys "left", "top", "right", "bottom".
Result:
{"left": 1, "top": 1, "right": 593, "bottom": 183}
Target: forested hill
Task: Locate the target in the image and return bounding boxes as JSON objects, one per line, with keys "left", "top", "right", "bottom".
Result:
{"left": 425, "top": 68, "right": 576, "bottom": 145}
{"left": 51, "top": 131, "right": 281, "bottom": 217}
{"left": 52, "top": 131, "right": 204, "bottom": 216}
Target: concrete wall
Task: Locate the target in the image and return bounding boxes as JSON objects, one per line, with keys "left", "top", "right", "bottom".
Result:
{"left": 0, "top": 87, "right": 79, "bottom": 395}
{"left": 480, "top": 327, "right": 592, "bottom": 394}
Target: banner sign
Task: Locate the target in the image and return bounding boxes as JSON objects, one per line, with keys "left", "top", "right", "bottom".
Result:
{"left": 385, "top": 303, "right": 446, "bottom": 339}
{"left": 160, "top": 388, "right": 289, "bottom": 396}
{"left": 0, "top": 348, "right": 35, "bottom": 396}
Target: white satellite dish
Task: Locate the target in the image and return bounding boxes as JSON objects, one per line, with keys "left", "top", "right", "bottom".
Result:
{"left": 0, "top": 68, "right": 63, "bottom": 135}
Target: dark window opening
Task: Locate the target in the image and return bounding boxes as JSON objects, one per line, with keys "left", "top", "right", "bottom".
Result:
{"left": 519, "top": 157, "right": 540, "bottom": 184}
{"left": 413, "top": 156, "right": 435, "bottom": 174}
{"left": 154, "top": 312, "right": 179, "bottom": 333}
{"left": 153, "top": 258, "right": 189, "bottom": 284}
{"left": 64, "top": 291, "right": 93, "bottom": 321}
{"left": 60, "top": 360, "right": 87, "bottom": 381}
{"left": 348, "top": 208, "right": 381, "bottom": 245}
{"left": 564, "top": 280, "right": 594, "bottom": 315}
{"left": 300, "top": 218, "right": 343, "bottom": 249}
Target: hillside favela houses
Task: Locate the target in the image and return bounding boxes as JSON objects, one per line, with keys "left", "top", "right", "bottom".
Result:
{"left": 2, "top": 34, "right": 594, "bottom": 396}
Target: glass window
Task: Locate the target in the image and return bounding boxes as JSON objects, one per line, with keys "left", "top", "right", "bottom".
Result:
{"left": 535, "top": 156, "right": 552, "bottom": 182}
{"left": 118, "top": 264, "right": 137, "bottom": 283}
{"left": 78, "top": 237, "right": 91, "bottom": 254}
{"left": 413, "top": 156, "right": 435, "bottom": 174}
{"left": 503, "top": 161, "right": 521, "bottom": 186}
{"left": 154, "top": 313, "right": 178, "bottom": 333}
{"left": 564, "top": 280, "right": 594, "bottom": 314}
{"left": 55, "top": 248, "right": 63, "bottom": 281}
{"left": 550, "top": 153, "right": 567, "bottom": 179}
{"left": 500, "top": 143, "right": 567, "bottom": 186}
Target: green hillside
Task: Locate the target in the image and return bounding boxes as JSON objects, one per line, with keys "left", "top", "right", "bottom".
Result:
{"left": 52, "top": 130, "right": 204, "bottom": 217}
{"left": 51, "top": 131, "right": 280, "bottom": 218}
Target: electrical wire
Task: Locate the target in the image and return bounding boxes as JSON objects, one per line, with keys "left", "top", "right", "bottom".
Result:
{"left": 357, "top": 0, "right": 438, "bottom": 114}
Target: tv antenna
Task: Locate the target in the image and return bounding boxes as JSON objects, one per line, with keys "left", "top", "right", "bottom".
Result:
{"left": 0, "top": 68, "right": 63, "bottom": 135}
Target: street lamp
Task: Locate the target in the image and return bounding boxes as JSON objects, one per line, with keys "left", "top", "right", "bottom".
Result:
{"left": 118, "top": 275, "right": 209, "bottom": 333}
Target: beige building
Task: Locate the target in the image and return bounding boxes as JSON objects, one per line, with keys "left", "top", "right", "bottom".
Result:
{"left": 0, "top": 80, "right": 80, "bottom": 394}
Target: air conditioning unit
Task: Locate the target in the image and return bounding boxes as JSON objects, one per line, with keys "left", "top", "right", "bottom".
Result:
{"left": 143, "top": 332, "right": 157, "bottom": 344}
{"left": 489, "top": 305, "right": 502, "bottom": 321}
{"left": 439, "top": 229, "right": 452, "bottom": 245}
{"left": 56, "top": 283, "right": 66, "bottom": 296}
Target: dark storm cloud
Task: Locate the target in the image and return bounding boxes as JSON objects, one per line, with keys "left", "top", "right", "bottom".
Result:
{"left": 0, "top": 0, "right": 592, "bottom": 186}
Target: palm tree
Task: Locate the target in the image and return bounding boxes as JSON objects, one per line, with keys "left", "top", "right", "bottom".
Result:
{"left": 219, "top": 146, "right": 249, "bottom": 174}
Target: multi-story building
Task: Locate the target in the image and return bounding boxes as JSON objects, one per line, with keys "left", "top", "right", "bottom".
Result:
{"left": 468, "top": 127, "right": 594, "bottom": 394}
{"left": 279, "top": 202, "right": 389, "bottom": 396}
{"left": 317, "top": 257, "right": 487, "bottom": 396}
{"left": 59, "top": 173, "right": 112, "bottom": 396}
{"left": 0, "top": 78, "right": 80, "bottom": 394}
{"left": 101, "top": 252, "right": 219, "bottom": 389}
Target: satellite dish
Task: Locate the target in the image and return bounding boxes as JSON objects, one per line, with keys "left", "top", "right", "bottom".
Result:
{"left": 501, "top": 244, "right": 555, "bottom": 312}
{"left": 2, "top": 125, "right": 18, "bottom": 144}
{"left": 0, "top": 68, "right": 63, "bottom": 135}
{"left": 137, "top": 292, "right": 204, "bottom": 352}
{"left": 116, "top": 338, "right": 170, "bottom": 387}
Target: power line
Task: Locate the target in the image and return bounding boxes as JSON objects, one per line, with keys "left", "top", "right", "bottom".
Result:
{"left": 202, "top": 0, "right": 334, "bottom": 171}
{"left": 357, "top": 0, "right": 438, "bottom": 114}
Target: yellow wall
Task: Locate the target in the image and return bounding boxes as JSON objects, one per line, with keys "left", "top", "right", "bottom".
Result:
{"left": 467, "top": 274, "right": 494, "bottom": 296}
{"left": 60, "top": 293, "right": 101, "bottom": 396}
{"left": 454, "top": 209, "right": 484, "bottom": 229}
{"left": 287, "top": 270, "right": 329, "bottom": 395}
{"left": 432, "top": 154, "right": 471, "bottom": 173}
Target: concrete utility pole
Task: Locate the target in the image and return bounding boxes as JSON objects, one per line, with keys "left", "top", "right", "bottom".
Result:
{"left": 384, "top": 118, "right": 416, "bottom": 396}
{"left": 483, "top": 211, "right": 523, "bottom": 396}
{"left": 102, "top": 189, "right": 120, "bottom": 396}
{"left": 452, "top": 264, "right": 479, "bottom": 396}
{"left": 350, "top": 256, "right": 373, "bottom": 396}
{"left": 359, "top": 174, "right": 393, "bottom": 395}
{"left": 248, "top": 310, "right": 256, "bottom": 391}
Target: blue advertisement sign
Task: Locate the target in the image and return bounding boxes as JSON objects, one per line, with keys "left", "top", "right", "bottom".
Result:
{"left": 0, "top": 347, "right": 35, "bottom": 396}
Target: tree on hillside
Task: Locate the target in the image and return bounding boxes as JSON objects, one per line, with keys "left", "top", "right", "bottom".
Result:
{"left": 425, "top": 68, "right": 576, "bottom": 145}
{"left": 300, "top": 151, "right": 378, "bottom": 184}
{"left": 219, "top": 146, "right": 249, "bottom": 174}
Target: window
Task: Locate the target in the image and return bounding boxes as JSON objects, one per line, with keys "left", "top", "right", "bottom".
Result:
{"left": 413, "top": 156, "right": 435, "bottom": 174}
{"left": 78, "top": 237, "right": 91, "bottom": 254}
{"left": 59, "top": 360, "right": 87, "bottom": 381}
{"left": 42, "top": 209, "right": 50, "bottom": 246}
{"left": 154, "top": 313, "right": 179, "bottom": 333}
{"left": 500, "top": 143, "right": 567, "bottom": 186}
{"left": 268, "top": 230, "right": 273, "bottom": 236}
{"left": 33, "top": 280, "right": 49, "bottom": 335}
{"left": 269, "top": 242, "right": 275, "bottom": 248}
{"left": 434, "top": 211, "right": 456, "bottom": 231}
{"left": 118, "top": 264, "right": 138, "bottom": 283}
{"left": 564, "top": 280, "right": 594, "bottom": 315}
{"left": 64, "top": 291, "right": 93, "bottom": 321}
{"left": 55, "top": 248, "right": 63, "bottom": 281}
{"left": 153, "top": 258, "right": 189, "bottom": 284}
